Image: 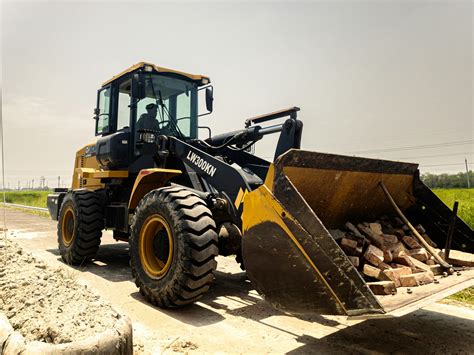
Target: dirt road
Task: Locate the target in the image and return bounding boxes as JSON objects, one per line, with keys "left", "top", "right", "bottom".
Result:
{"left": 2, "top": 208, "right": 473, "bottom": 354}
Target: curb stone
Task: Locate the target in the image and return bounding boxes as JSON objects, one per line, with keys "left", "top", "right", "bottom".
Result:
{"left": 0, "top": 312, "right": 132, "bottom": 355}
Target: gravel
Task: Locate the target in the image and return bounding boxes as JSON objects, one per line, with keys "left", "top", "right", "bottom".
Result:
{"left": 0, "top": 240, "right": 119, "bottom": 344}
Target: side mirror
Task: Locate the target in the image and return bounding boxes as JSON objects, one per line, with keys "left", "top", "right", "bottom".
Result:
{"left": 93, "top": 108, "right": 99, "bottom": 119}
{"left": 132, "top": 73, "right": 146, "bottom": 100}
{"left": 205, "top": 87, "right": 213, "bottom": 113}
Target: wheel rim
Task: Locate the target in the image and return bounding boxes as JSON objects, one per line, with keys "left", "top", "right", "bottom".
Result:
{"left": 61, "top": 206, "right": 76, "bottom": 247}
{"left": 139, "top": 215, "right": 173, "bottom": 279}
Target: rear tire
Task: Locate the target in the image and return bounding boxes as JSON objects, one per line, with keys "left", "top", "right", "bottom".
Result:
{"left": 57, "top": 190, "right": 104, "bottom": 265}
{"left": 130, "top": 186, "right": 218, "bottom": 308}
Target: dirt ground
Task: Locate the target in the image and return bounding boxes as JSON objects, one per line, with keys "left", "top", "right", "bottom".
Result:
{"left": 1, "top": 207, "right": 474, "bottom": 354}
{"left": 0, "top": 240, "right": 118, "bottom": 344}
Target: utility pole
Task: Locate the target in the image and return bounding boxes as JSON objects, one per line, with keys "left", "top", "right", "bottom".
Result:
{"left": 58, "top": 176, "right": 61, "bottom": 188}
{"left": 32, "top": 179, "right": 34, "bottom": 190}
{"left": 466, "top": 158, "right": 471, "bottom": 189}
{"left": 17, "top": 181, "right": 20, "bottom": 190}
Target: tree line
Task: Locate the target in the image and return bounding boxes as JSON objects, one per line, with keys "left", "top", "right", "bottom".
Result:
{"left": 421, "top": 171, "right": 472, "bottom": 189}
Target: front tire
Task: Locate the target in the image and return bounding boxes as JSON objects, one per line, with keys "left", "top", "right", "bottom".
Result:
{"left": 58, "top": 190, "right": 104, "bottom": 265}
{"left": 130, "top": 186, "right": 218, "bottom": 308}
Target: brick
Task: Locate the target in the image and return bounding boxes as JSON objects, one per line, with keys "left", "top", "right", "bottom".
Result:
{"left": 347, "top": 256, "right": 360, "bottom": 268}
{"left": 392, "top": 253, "right": 415, "bottom": 268}
{"left": 345, "top": 222, "right": 365, "bottom": 239}
{"left": 383, "top": 267, "right": 412, "bottom": 287}
{"left": 340, "top": 238, "right": 359, "bottom": 255}
{"left": 368, "top": 281, "right": 397, "bottom": 295}
{"left": 407, "top": 255, "right": 431, "bottom": 273}
{"left": 408, "top": 248, "right": 429, "bottom": 262}
{"left": 382, "top": 234, "right": 399, "bottom": 245}
{"left": 363, "top": 264, "right": 392, "bottom": 281}
{"left": 349, "top": 234, "right": 367, "bottom": 247}
{"left": 399, "top": 271, "right": 434, "bottom": 287}
{"left": 381, "top": 234, "right": 399, "bottom": 250}
{"left": 402, "top": 235, "right": 422, "bottom": 250}
{"left": 377, "top": 262, "right": 392, "bottom": 271}
{"left": 446, "top": 249, "right": 474, "bottom": 267}
{"left": 363, "top": 264, "right": 383, "bottom": 279}
{"left": 369, "top": 223, "right": 383, "bottom": 235}
{"left": 393, "top": 229, "right": 406, "bottom": 239}
{"left": 358, "top": 224, "right": 385, "bottom": 249}
{"left": 390, "top": 263, "right": 408, "bottom": 269}
{"left": 363, "top": 245, "right": 384, "bottom": 266}
{"left": 383, "top": 249, "right": 393, "bottom": 263}
{"left": 391, "top": 242, "right": 408, "bottom": 258}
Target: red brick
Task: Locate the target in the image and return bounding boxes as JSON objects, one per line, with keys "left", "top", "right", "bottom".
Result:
{"left": 392, "top": 253, "right": 415, "bottom": 268}
{"left": 369, "top": 223, "right": 383, "bottom": 235}
{"left": 407, "top": 255, "right": 431, "bottom": 273}
{"left": 399, "top": 271, "right": 434, "bottom": 287}
{"left": 408, "top": 248, "right": 429, "bottom": 262}
{"left": 391, "top": 242, "right": 408, "bottom": 258}
{"left": 363, "top": 245, "right": 384, "bottom": 266}
{"left": 368, "top": 281, "right": 397, "bottom": 295}
{"left": 383, "top": 250, "right": 393, "bottom": 263}
{"left": 345, "top": 222, "right": 365, "bottom": 239}
{"left": 383, "top": 267, "right": 412, "bottom": 287}
{"left": 377, "top": 262, "right": 392, "bottom": 271}
{"left": 340, "top": 238, "right": 359, "bottom": 255}
{"left": 402, "top": 235, "right": 422, "bottom": 249}
{"left": 363, "top": 264, "right": 389, "bottom": 280}
{"left": 347, "top": 256, "right": 360, "bottom": 268}
{"left": 358, "top": 224, "right": 385, "bottom": 249}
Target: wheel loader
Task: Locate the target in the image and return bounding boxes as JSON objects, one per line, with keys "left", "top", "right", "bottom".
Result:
{"left": 47, "top": 62, "right": 474, "bottom": 317}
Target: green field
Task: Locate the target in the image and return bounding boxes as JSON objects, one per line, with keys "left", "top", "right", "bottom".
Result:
{"left": 433, "top": 189, "right": 474, "bottom": 228}
{"left": 3, "top": 190, "right": 51, "bottom": 208}
{"left": 433, "top": 189, "right": 474, "bottom": 306}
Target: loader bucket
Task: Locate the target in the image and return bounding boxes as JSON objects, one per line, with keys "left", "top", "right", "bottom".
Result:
{"left": 241, "top": 150, "right": 474, "bottom": 317}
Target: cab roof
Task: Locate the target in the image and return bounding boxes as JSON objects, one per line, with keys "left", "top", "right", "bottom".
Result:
{"left": 102, "top": 61, "right": 210, "bottom": 87}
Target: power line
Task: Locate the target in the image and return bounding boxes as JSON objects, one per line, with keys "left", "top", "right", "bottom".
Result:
{"left": 420, "top": 163, "right": 467, "bottom": 167}
{"left": 396, "top": 152, "right": 474, "bottom": 160}
{"left": 345, "top": 140, "right": 474, "bottom": 155}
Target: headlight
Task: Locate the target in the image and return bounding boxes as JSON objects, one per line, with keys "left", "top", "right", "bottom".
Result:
{"left": 141, "top": 132, "right": 156, "bottom": 143}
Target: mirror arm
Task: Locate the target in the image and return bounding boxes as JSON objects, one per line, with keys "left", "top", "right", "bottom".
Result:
{"left": 198, "top": 126, "right": 212, "bottom": 139}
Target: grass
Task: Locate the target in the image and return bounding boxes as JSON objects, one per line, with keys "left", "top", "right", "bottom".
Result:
{"left": 433, "top": 189, "right": 474, "bottom": 229}
{"left": 2, "top": 190, "right": 51, "bottom": 208}
{"left": 433, "top": 188, "right": 474, "bottom": 306}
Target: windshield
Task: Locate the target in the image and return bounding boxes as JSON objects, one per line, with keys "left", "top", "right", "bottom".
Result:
{"left": 136, "top": 74, "right": 198, "bottom": 139}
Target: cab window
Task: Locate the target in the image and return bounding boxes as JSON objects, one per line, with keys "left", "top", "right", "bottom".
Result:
{"left": 96, "top": 86, "right": 111, "bottom": 135}
{"left": 135, "top": 74, "right": 197, "bottom": 139}
{"left": 117, "top": 80, "right": 131, "bottom": 131}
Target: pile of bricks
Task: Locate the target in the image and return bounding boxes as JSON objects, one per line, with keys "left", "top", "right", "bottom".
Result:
{"left": 331, "top": 216, "right": 443, "bottom": 295}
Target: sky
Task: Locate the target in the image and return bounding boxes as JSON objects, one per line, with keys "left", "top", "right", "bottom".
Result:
{"left": 1, "top": 0, "right": 473, "bottom": 189}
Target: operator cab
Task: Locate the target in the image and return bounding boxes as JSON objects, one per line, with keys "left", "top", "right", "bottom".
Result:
{"left": 93, "top": 62, "right": 213, "bottom": 170}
